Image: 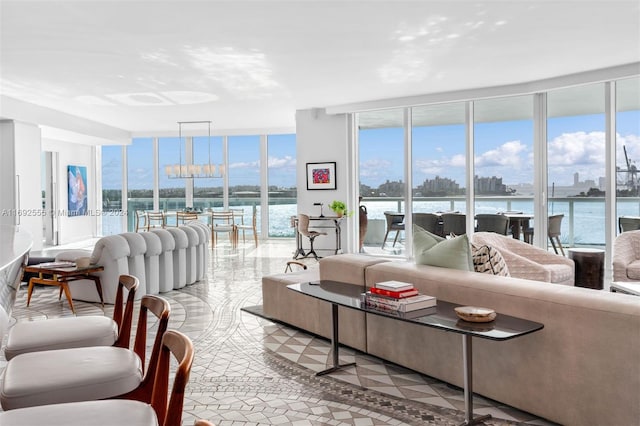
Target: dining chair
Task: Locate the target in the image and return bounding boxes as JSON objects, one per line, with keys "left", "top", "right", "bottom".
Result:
{"left": 176, "top": 211, "right": 199, "bottom": 226}
{"left": 146, "top": 211, "right": 166, "bottom": 230}
{"left": 134, "top": 210, "right": 147, "bottom": 232}
{"left": 382, "top": 211, "right": 405, "bottom": 248}
{"left": 441, "top": 213, "right": 466, "bottom": 236}
{"left": 4, "top": 275, "right": 139, "bottom": 360}
{"left": 232, "top": 206, "right": 258, "bottom": 247}
{"left": 412, "top": 213, "right": 440, "bottom": 235}
{"left": 0, "top": 295, "right": 171, "bottom": 411}
{"left": 548, "top": 214, "right": 565, "bottom": 256}
{"left": 475, "top": 214, "right": 510, "bottom": 235}
{"left": 618, "top": 216, "right": 640, "bottom": 233}
{"left": 297, "top": 213, "right": 326, "bottom": 259}
{"left": 210, "top": 211, "right": 238, "bottom": 248}
{"left": 0, "top": 330, "right": 194, "bottom": 426}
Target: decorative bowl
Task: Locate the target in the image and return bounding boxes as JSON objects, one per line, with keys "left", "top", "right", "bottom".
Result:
{"left": 75, "top": 257, "right": 91, "bottom": 268}
{"left": 454, "top": 306, "right": 496, "bottom": 323}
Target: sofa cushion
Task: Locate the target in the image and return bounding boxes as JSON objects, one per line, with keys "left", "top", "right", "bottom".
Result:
{"left": 627, "top": 260, "right": 640, "bottom": 280}
{"left": 471, "top": 244, "right": 510, "bottom": 276}
{"left": 413, "top": 225, "right": 473, "bottom": 271}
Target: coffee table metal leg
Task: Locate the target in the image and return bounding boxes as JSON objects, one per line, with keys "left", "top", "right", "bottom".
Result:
{"left": 461, "top": 334, "right": 491, "bottom": 426}
{"left": 316, "top": 302, "right": 356, "bottom": 376}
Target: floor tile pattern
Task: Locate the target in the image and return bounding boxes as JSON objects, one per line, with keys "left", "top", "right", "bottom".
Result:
{"left": 3, "top": 239, "right": 558, "bottom": 425}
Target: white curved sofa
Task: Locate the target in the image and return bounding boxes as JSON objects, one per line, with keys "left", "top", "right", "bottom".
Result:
{"left": 55, "top": 222, "right": 209, "bottom": 303}
{"left": 56, "top": 235, "right": 131, "bottom": 304}
{"left": 150, "top": 229, "right": 176, "bottom": 292}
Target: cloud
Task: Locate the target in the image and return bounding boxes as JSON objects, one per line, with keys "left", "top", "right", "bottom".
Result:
{"left": 229, "top": 160, "right": 260, "bottom": 170}
{"left": 547, "top": 131, "right": 605, "bottom": 167}
{"left": 267, "top": 155, "right": 296, "bottom": 169}
{"left": 415, "top": 153, "right": 465, "bottom": 175}
{"left": 475, "top": 140, "right": 527, "bottom": 168}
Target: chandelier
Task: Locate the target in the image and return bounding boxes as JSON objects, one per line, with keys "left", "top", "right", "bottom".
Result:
{"left": 165, "top": 120, "right": 224, "bottom": 179}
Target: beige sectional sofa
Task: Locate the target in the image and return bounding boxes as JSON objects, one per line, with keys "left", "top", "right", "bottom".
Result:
{"left": 262, "top": 253, "right": 640, "bottom": 426}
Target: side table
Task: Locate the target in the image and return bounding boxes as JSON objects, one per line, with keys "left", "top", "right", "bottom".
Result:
{"left": 23, "top": 262, "right": 105, "bottom": 314}
{"left": 568, "top": 248, "right": 604, "bottom": 290}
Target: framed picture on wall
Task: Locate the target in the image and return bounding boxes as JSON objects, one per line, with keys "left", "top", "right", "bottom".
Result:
{"left": 67, "top": 165, "right": 88, "bottom": 216}
{"left": 306, "top": 162, "right": 336, "bottom": 190}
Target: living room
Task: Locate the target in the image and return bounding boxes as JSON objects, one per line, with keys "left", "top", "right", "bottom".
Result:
{"left": 1, "top": 2, "right": 639, "bottom": 425}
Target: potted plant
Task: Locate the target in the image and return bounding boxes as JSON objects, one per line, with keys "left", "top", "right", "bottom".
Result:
{"left": 329, "top": 200, "right": 351, "bottom": 217}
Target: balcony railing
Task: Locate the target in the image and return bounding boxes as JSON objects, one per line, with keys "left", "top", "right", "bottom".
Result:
{"left": 106, "top": 195, "right": 639, "bottom": 247}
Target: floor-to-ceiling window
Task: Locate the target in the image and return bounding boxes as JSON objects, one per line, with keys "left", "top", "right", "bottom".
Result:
{"left": 267, "top": 134, "right": 296, "bottom": 237}
{"left": 193, "top": 135, "right": 224, "bottom": 210}
{"left": 159, "top": 136, "right": 187, "bottom": 225}
{"left": 126, "top": 138, "right": 154, "bottom": 231}
{"left": 616, "top": 77, "right": 640, "bottom": 227}
{"left": 358, "top": 108, "right": 406, "bottom": 254}
{"left": 548, "top": 83, "right": 605, "bottom": 246}
{"left": 227, "top": 135, "right": 261, "bottom": 238}
{"left": 411, "top": 103, "right": 467, "bottom": 216}
{"left": 101, "top": 145, "right": 124, "bottom": 235}
{"left": 473, "top": 95, "right": 534, "bottom": 224}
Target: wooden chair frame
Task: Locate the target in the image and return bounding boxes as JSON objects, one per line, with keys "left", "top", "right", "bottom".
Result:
{"left": 231, "top": 206, "right": 258, "bottom": 247}
{"left": 112, "top": 274, "right": 139, "bottom": 348}
{"left": 210, "top": 211, "right": 238, "bottom": 248}
{"left": 147, "top": 211, "right": 166, "bottom": 230}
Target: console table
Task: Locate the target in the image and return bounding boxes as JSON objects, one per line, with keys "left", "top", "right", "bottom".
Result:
{"left": 289, "top": 280, "right": 544, "bottom": 426}
{"left": 292, "top": 215, "right": 343, "bottom": 259}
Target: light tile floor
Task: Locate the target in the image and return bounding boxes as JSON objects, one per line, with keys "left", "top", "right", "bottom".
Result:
{"left": 4, "top": 238, "right": 558, "bottom": 426}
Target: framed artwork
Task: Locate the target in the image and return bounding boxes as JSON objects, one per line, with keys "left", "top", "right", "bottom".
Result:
{"left": 306, "top": 162, "right": 336, "bottom": 190}
{"left": 67, "top": 165, "right": 88, "bottom": 216}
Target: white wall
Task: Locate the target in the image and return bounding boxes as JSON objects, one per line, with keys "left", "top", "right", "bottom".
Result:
{"left": 0, "top": 120, "right": 43, "bottom": 250}
{"left": 42, "top": 139, "right": 96, "bottom": 244}
{"left": 295, "top": 108, "right": 355, "bottom": 253}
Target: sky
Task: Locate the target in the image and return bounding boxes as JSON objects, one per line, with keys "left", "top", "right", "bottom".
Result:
{"left": 360, "top": 111, "right": 640, "bottom": 189}
{"left": 102, "top": 110, "right": 640, "bottom": 192}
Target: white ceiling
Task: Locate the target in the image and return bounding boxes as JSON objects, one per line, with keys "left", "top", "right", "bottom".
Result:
{"left": 1, "top": 0, "right": 639, "bottom": 140}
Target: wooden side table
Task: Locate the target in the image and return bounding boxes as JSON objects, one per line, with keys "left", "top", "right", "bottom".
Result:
{"left": 568, "top": 248, "right": 604, "bottom": 290}
{"left": 23, "top": 262, "right": 105, "bottom": 314}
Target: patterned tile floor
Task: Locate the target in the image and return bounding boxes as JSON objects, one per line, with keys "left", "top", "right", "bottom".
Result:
{"left": 3, "top": 239, "right": 559, "bottom": 426}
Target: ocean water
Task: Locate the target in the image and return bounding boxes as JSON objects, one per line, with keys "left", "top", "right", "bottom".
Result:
{"left": 103, "top": 198, "right": 640, "bottom": 246}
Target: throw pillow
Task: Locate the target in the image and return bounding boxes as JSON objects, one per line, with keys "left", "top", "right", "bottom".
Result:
{"left": 413, "top": 225, "right": 474, "bottom": 271}
{"left": 471, "top": 243, "right": 510, "bottom": 277}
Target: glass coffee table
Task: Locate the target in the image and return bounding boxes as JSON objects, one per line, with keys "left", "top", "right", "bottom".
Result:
{"left": 289, "top": 280, "right": 544, "bottom": 426}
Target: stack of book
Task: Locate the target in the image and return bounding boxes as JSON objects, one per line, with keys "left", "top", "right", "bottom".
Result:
{"left": 364, "top": 280, "right": 436, "bottom": 313}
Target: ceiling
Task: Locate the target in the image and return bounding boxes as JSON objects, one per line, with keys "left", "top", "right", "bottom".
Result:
{"left": 1, "top": 0, "right": 639, "bottom": 141}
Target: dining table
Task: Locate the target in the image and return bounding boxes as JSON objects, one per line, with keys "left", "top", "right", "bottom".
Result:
{"left": 500, "top": 212, "right": 533, "bottom": 241}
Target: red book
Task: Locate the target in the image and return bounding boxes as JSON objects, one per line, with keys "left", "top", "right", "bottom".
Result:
{"left": 370, "top": 287, "right": 419, "bottom": 299}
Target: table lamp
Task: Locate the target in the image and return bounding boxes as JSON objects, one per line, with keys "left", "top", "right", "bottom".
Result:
{"left": 314, "top": 202, "right": 324, "bottom": 217}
